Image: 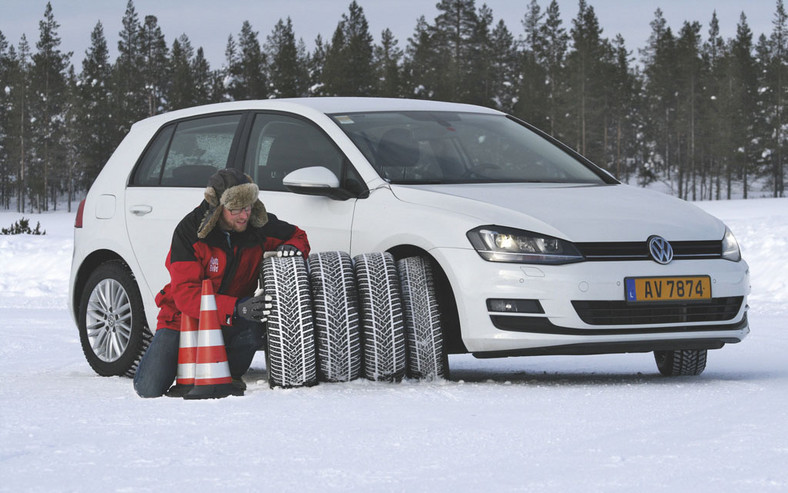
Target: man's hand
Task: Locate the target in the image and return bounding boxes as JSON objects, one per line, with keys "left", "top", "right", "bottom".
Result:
{"left": 235, "top": 295, "right": 272, "bottom": 323}
{"left": 276, "top": 244, "right": 303, "bottom": 257}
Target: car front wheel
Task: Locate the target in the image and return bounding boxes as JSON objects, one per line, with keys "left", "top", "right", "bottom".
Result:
{"left": 78, "top": 261, "right": 151, "bottom": 377}
{"left": 654, "top": 349, "right": 707, "bottom": 376}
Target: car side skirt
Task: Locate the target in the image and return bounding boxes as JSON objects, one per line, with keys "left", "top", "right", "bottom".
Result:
{"left": 472, "top": 336, "right": 743, "bottom": 358}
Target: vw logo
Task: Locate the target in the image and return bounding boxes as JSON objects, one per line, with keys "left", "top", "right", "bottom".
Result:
{"left": 648, "top": 236, "right": 674, "bottom": 264}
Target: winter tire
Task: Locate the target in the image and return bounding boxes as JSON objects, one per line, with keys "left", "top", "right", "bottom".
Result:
{"left": 397, "top": 256, "right": 447, "bottom": 380}
{"left": 262, "top": 255, "right": 317, "bottom": 388}
{"left": 78, "top": 261, "right": 152, "bottom": 377}
{"left": 654, "top": 349, "right": 707, "bottom": 376}
{"left": 308, "top": 251, "right": 362, "bottom": 382}
{"left": 354, "top": 252, "right": 406, "bottom": 382}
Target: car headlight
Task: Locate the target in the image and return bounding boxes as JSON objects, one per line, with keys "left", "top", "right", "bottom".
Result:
{"left": 467, "top": 226, "right": 584, "bottom": 264}
{"left": 721, "top": 227, "right": 741, "bottom": 262}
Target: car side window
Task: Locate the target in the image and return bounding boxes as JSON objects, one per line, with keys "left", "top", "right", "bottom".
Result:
{"left": 243, "top": 114, "right": 345, "bottom": 192}
{"left": 131, "top": 114, "right": 242, "bottom": 186}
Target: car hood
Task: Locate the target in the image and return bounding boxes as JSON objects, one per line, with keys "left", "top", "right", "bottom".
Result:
{"left": 390, "top": 183, "right": 725, "bottom": 242}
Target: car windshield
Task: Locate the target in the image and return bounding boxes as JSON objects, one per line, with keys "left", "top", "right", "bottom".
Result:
{"left": 330, "top": 111, "right": 611, "bottom": 185}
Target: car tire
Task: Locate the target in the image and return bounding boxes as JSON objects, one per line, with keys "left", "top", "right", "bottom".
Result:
{"left": 78, "top": 261, "right": 151, "bottom": 377}
{"left": 654, "top": 349, "right": 707, "bottom": 376}
{"left": 354, "top": 252, "right": 407, "bottom": 382}
{"left": 308, "top": 251, "right": 362, "bottom": 382}
{"left": 397, "top": 256, "right": 447, "bottom": 380}
{"left": 262, "top": 255, "right": 317, "bottom": 388}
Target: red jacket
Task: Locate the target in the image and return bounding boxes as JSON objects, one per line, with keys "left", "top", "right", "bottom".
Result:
{"left": 155, "top": 201, "right": 310, "bottom": 331}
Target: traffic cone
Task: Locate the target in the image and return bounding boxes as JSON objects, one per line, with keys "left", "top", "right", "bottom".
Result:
{"left": 184, "top": 280, "right": 238, "bottom": 399}
{"left": 165, "top": 315, "right": 199, "bottom": 398}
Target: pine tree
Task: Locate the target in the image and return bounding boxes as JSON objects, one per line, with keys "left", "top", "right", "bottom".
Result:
{"left": 700, "top": 11, "right": 729, "bottom": 199}
{"left": 0, "top": 31, "right": 12, "bottom": 207}
{"left": 29, "top": 2, "right": 71, "bottom": 211}
{"left": 226, "top": 21, "right": 267, "bottom": 100}
{"left": 674, "top": 21, "right": 703, "bottom": 199}
{"left": 192, "top": 47, "right": 219, "bottom": 104}
{"left": 766, "top": 0, "right": 787, "bottom": 196}
{"left": 62, "top": 65, "right": 79, "bottom": 210}
{"left": 7, "top": 36, "right": 32, "bottom": 212}
{"left": 539, "top": 0, "right": 570, "bottom": 138}
{"left": 431, "top": 0, "right": 479, "bottom": 102}
{"left": 465, "top": 4, "right": 494, "bottom": 106}
{"left": 322, "top": 24, "right": 348, "bottom": 95}
{"left": 514, "top": 0, "right": 550, "bottom": 129}
{"left": 168, "top": 34, "right": 195, "bottom": 110}
{"left": 374, "top": 28, "right": 403, "bottom": 97}
{"left": 608, "top": 34, "right": 640, "bottom": 182}
{"left": 307, "top": 34, "right": 327, "bottom": 96}
{"left": 642, "top": 8, "right": 677, "bottom": 187}
{"left": 323, "top": 1, "right": 375, "bottom": 96}
{"left": 728, "top": 13, "right": 758, "bottom": 199}
{"left": 77, "top": 21, "right": 115, "bottom": 187}
{"left": 266, "top": 17, "right": 307, "bottom": 98}
{"left": 404, "top": 16, "right": 437, "bottom": 99}
{"left": 565, "top": 0, "right": 607, "bottom": 164}
{"left": 114, "top": 0, "right": 147, "bottom": 135}
{"left": 488, "top": 20, "right": 517, "bottom": 112}
{"left": 140, "top": 15, "right": 169, "bottom": 115}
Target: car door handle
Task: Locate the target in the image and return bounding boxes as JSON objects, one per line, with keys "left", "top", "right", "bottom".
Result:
{"left": 129, "top": 205, "right": 153, "bottom": 216}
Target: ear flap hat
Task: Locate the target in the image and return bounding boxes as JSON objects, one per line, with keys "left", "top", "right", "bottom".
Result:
{"left": 198, "top": 168, "right": 268, "bottom": 238}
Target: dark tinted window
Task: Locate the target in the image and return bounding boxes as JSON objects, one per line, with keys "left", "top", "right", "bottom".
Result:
{"left": 131, "top": 114, "right": 242, "bottom": 186}
{"left": 330, "top": 111, "right": 610, "bottom": 184}
{"left": 243, "top": 114, "right": 345, "bottom": 192}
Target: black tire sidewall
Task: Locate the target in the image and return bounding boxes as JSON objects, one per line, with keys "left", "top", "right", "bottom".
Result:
{"left": 398, "top": 256, "right": 447, "bottom": 380}
{"left": 78, "top": 261, "right": 149, "bottom": 377}
{"left": 263, "top": 256, "right": 317, "bottom": 388}
{"left": 354, "top": 252, "right": 407, "bottom": 382}
{"left": 309, "top": 251, "right": 362, "bottom": 382}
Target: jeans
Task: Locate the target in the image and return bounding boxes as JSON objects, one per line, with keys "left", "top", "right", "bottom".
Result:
{"left": 133, "top": 319, "right": 265, "bottom": 398}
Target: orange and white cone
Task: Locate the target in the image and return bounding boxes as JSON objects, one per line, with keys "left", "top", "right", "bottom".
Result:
{"left": 165, "top": 315, "right": 199, "bottom": 397}
{"left": 184, "top": 280, "right": 238, "bottom": 399}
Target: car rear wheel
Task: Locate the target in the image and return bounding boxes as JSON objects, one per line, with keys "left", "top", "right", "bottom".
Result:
{"left": 397, "top": 256, "right": 447, "bottom": 380}
{"left": 78, "top": 261, "right": 151, "bottom": 377}
{"left": 262, "top": 255, "right": 317, "bottom": 388}
{"left": 354, "top": 252, "right": 406, "bottom": 382}
{"left": 654, "top": 349, "right": 707, "bottom": 376}
{"left": 308, "top": 251, "right": 362, "bottom": 382}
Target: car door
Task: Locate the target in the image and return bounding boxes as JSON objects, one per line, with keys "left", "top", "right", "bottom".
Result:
{"left": 124, "top": 113, "right": 245, "bottom": 299}
{"left": 241, "top": 112, "right": 358, "bottom": 253}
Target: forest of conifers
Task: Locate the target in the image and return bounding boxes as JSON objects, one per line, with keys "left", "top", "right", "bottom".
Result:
{"left": 0, "top": 0, "right": 786, "bottom": 213}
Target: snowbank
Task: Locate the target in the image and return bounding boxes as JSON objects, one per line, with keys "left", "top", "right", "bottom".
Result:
{"left": 0, "top": 198, "right": 786, "bottom": 492}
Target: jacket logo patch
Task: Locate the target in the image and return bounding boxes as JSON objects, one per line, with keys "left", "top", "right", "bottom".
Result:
{"left": 209, "top": 257, "right": 220, "bottom": 273}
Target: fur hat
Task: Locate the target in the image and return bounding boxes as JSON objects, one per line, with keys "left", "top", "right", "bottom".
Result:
{"left": 197, "top": 168, "right": 268, "bottom": 238}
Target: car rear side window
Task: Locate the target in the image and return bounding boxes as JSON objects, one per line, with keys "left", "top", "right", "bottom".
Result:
{"left": 131, "top": 114, "right": 242, "bottom": 186}
{"left": 243, "top": 114, "right": 345, "bottom": 191}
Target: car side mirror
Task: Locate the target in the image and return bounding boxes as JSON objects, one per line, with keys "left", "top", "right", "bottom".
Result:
{"left": 283, "top": 166, "right": 354, "bottom": 200}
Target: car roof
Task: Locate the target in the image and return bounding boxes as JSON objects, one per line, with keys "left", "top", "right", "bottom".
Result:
{"left": 131, "top": 97, "right": 504, "bottom": 130}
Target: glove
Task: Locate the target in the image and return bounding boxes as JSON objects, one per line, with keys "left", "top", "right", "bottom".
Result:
{"left": 235, "top": 295, "right": 272, "bottom": 323}
{"left": 276, "top": 244, "right": 302, "bottom": 257}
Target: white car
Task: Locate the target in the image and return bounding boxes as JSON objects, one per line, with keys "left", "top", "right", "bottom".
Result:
{"left": 69, "top": 97, "right": 749, "bottom": 379}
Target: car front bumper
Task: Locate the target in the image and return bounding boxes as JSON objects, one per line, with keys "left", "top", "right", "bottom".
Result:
{"left": 434, "top": 248, "right": 750, "bottom": 355}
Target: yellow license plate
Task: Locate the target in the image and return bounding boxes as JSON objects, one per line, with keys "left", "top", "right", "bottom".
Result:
{"left": 625, "top": 276, "right": 711, "bottom": 302}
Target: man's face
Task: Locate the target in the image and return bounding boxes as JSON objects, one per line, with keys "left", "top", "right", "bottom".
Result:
{"left": 218, "top": 205, "right": 252, "bottom": 233}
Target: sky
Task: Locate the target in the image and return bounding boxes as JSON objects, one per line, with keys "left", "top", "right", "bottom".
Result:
{"left": 0, "top": 0, "right": 779, "bottom": 69}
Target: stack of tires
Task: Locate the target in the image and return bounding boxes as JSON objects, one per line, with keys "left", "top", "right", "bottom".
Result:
{"left": 261, "top": 251, "right": 447, "bottom": 389}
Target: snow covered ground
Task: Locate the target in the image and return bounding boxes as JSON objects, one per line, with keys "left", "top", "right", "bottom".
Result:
{"left": 1, "top": 198, "right": 786, "bottom": 492}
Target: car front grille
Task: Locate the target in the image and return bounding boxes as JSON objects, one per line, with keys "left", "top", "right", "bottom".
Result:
{"left": 575, "top": 240, "right": 722, "bottom": 261}
{"left": 572, "top": 297, "right": 744, "bottom": 325}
